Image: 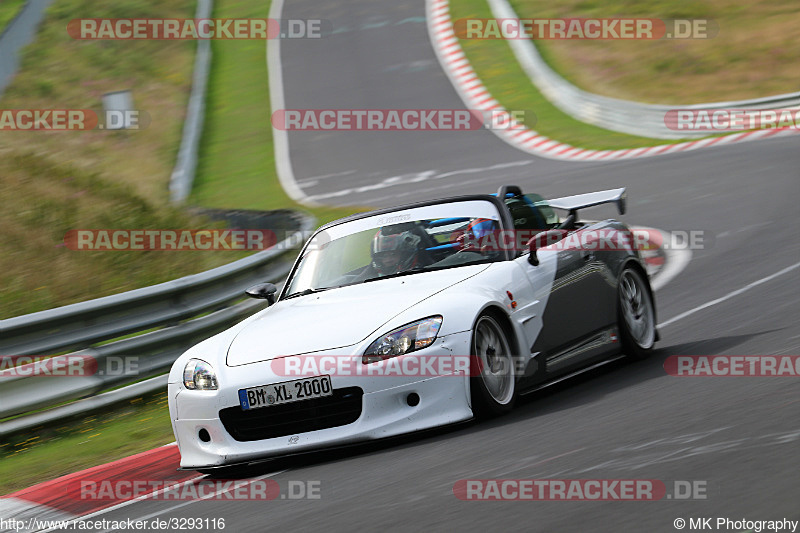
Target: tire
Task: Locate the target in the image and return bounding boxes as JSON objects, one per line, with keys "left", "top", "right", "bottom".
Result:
{"left": 470, "top": 314, "right": 517, "bottom": 417}
{"left": 617, "top": 267, "right": 656, "bottom": 359}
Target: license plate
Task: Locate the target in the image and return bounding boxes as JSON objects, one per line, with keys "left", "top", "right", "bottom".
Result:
{"left": 238, "top": 375, "right": 332, "bottom": 411}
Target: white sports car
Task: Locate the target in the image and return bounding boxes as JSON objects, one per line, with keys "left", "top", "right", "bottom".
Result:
{"left": 168, "top": 186, "right": 658, "bottom": 471}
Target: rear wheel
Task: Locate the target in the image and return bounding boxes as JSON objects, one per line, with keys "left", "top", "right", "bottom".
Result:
{"left": 618, "top": 267, "right": 656, "bottom": 359}
{"left": 470, "top": 314, "right": 517, "bottom": 416}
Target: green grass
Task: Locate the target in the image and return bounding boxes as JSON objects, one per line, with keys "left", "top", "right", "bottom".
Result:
{"left": 0, "top": 153, "right": 249, "bottom": 319}
{"left": 0, "top": 0, "right": 25, "bottom": 34}
{"left": 450, "top": 0, "right": 677, "bottom": 149}
{"left": 0, "top": 392, "right": 175, "bottom": 495}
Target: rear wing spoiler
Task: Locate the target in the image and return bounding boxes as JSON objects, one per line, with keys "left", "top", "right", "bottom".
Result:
{"left": 548, "top": 188, "right": 627, "bottom": 218}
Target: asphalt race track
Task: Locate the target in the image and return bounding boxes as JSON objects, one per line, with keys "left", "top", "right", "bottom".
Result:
{"left": 96, "top": 0, "right": 799, "bottom": 530}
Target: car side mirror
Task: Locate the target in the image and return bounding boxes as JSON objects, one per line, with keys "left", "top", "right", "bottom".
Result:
{"left": 246, "top": 282, "right": 277, "bottom": 304}
{"left": 527, "top": 230, "right": 567, "bottom": 266}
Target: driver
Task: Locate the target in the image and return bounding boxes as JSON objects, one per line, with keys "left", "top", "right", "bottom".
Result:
{"left": 370, "top": 230, "right": 423, "bottom": 276}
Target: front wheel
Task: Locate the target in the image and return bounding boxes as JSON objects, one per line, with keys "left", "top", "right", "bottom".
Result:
{"left": 618, "top": 267, "right": 656, "bottom": 359}
{"left": 470, "top": 314, "right": 517, "bottom": 417}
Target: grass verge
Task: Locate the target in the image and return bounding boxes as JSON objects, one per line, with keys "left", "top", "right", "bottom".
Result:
{"left": 0, "top": 153, "right": 251, "bottom": 318}
{"left": 509, "top": 0, "right": 800, "bottom": 104}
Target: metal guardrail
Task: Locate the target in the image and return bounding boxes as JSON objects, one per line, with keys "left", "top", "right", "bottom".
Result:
{"left": 488, "top": 0, "right": 800, "bottom": 139}
{"left": 0, "top": 212, "right": 315, "bottom": 433}
{"left": 169, "top": 0, "right": 213, "bottom": 203}
{"left": 0, "top": 0, "right": 55, "bottom": 97}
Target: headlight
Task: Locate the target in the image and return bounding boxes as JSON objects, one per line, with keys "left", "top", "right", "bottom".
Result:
{"left": 363, "top": 316, "right": 443, "bottom": 364}
{"left": 183, "top": 359, "right": 218, "bottom": 390}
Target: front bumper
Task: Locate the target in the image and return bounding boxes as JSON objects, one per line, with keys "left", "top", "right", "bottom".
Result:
{"left": 169, "top": 332, "right": 473, "bottom": 469}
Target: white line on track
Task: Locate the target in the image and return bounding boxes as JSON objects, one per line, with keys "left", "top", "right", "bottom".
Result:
{"left": 303, "top": 160, "right": 533, "bottom": 202}
{"left": 657, "top": 260, "right": 800, "bottom": 329}
{"left": 299, "top": 170, "right": 358, "bottom": 187}
{"left": 266, "top": 0, "right": 316, "bottom": 206}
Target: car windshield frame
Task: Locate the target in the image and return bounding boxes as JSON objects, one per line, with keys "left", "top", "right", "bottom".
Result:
{"left": 280, "top": 195, "right": 514, "bottom": 301}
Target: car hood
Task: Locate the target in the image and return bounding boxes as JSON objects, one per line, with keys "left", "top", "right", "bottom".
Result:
{"left": 226, "top": 265, "right": 488, "bottom": 366}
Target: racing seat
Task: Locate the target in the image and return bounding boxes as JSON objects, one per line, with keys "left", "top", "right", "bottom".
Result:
{"left": 496, "top": 185, "right": 557, "bottom": 232}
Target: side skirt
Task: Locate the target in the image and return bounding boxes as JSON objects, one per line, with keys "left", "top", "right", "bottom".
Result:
{"left": 519, "top": 355, "right": 627, "bottom": 396}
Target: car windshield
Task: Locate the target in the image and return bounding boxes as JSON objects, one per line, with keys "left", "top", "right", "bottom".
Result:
{"left": 285, "top": 200, "right": 505, "bottom": 297}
